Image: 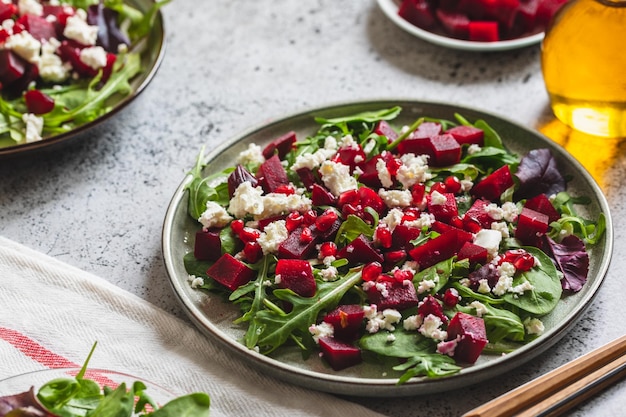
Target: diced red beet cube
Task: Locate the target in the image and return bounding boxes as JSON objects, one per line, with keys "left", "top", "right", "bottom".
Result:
{"left": 296, "top": 167, "right": 317, "bottom": 190}
{"left": 468, "top": 21, "right": 500, "bottom": 42}
{"left": 311, "top": 183, "right": 336, "bottom": 206}
{"left": 275, "top": 259, "right": 316, "bottom": 297}
{"left": 462, "top": 199, "right": 493, "bottom": 232}
{"left": 418, "top": 295, "right": 448, "bottom": 323}
{"left": 524, "top": 194, "right": 560, "bottom": 223}
{"left": 471, "top": 165, "right": 514, "bottom": 202}
{"left": 99, "top": 52, "right": 116, "bottom": 85}
{"left": 207, "top": 253, "right": 256, "bottom": 291}
{"left": 374, "top": 120, "right": 398, "bottom": 142}
{"left": 194, "top": 229, "right": 222, "bottom": 261}
{"left": 397, "top": 136, "right": 432, "bottom": 158}
{"left": 446, "top": 125, "right": 484, "bottom": 146}
{"left": 3, "top": 61, "right": 38, "bottom": 98}
{"left": 337, "top": 234, "right": 384, "bottom": 265}
{"left": 457, "top": 241, "right": 488, "bottom": 265}
{"left": 431, "top": 221, "right": 473, "bottom": 251}
{"left": 318, "top": 337, "right": 362, "bottom": 371}
{"left": 435, "top": 9, "right": 470, "bottom": 38}
{"left": 427, "top": 192, "right": 458, "bottom": 223}
{"left": 391, "top": 224, "right": 422, "bottom": 249}
{"left": 262, "top": 131, "right": 296, "bottom": 159}
{"left": 358, "top": 155, "right": 384, "bottom": 188}
{"left": 367, "top": 279, "right": 419, "bottom": 311}
{"left": 408, "top": 229, "right": 459, "bottom": 269}
{"left": 323, "top": 304, "right": 365, "bottom": 342}
{"left": 24, "top": 88, "right": 55, "bottom": 115}
{"left": 228, "top": 165, "right": 258, "bottom": 198}
{"left": 310, "top": 217, "right": 342, "bottom": 241}
{"left": 0, "top": 50, "right": 26, "bottom": 86}
{"left": 0, "top": 3, "right": 17, "bottom": 22}
{"left": 256, "top": 154, "right": 289, "bottom": 193}
{"left": 398, "top": 0, "right": 437, "bottom": 30}
{"left": 430, "top": 134, "right": 462, "bottom": 166}
{"left": 58, "top": 40, "right": 96, "bottom": 76}
{"left": 447, "top": 312, "right": 488, "bottom": 364}
{"left": 17, "top": 14, "right": 56, "bottom": 42}
{"left": 278, "top": 226, "right": 320, "bottom": 259}
{"left": 334, "top": 145, "right": 366, "bottom": 172}
{"left": 409, "top": 121, "right": 443, "bottom": 139}
{"left": 515, "top": 207, "right": 549, "bottom": 245}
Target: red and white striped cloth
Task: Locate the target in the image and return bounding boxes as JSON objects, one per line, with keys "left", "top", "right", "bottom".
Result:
{"left": 0, "top": 237, "right": 386, "bottom": 417}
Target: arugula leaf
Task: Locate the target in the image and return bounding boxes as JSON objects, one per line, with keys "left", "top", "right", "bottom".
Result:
{"left": 413, "top": 258, "right": 453, "bottom": 293}
{"left": 148, "top": 393, "right": 211, "bottom": 417}
{"left": 184, "top": 148, "right": 233, "bottom": 220}
{"left": 334, "top": 214, "right": 375, "bottom": 245}
{"left": 458, "top": 303, "right": 525, "bottom": 343}
{"left": 253, "top": 268, "right": 363, "bottom": 353}
{"left": 315, "top": 106, "right": 401, "bottom": 126}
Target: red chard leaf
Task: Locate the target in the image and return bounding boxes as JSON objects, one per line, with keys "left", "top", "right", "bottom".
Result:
{"left": 514, "top": 148, "right": 566, "bottom": 200}
{"left": 545, "top": 235, "right": 590, "bottom": 292}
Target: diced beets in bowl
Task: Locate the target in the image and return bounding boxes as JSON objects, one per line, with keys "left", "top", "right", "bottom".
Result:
{"left": 374, "top": 120, "right": 398, "bottom": 142}
{"left": 367, "top": 280, "right": 419, "bottom": 311}
{"left": 311, "top": 183, "right": 336, "bottom": 206}
{"left": 318, "top": 337, "right": 362, "bottom": 371}
{"left": 524, "top": 194, "right": 560, "bottom": 223}
{"left": 337, "top": 234, "right": 384, "bottom": 265}
{"left": 310, "top": 217, "right": 342, "bottom": 241}
{"left": 397, "top": 136, "right": 431, "bottom": 158}
{"left": 228, "top": 164, "right": 259, "bottom": 198}
{"left": 446, "top": 312, "right": 488, "bottom": 364}
{"left": 427, "top": 192, "right": 458, "bottom": 223}
{"left": 515, "top": 207, "right": 549, "bottom": 246}
{"left": 468, "top": 21, "right": 500, "bottom": 42}
{"left": 435, "top": 9, "right": 470, "bottom": 38}
{"left": 408, "top": 229, "right": 460, "bottom": 269}
{"left": 194, "top": 229, "right": 222, "bottom": 261}
{"left": 17, "top": 14, "right": 56, "bottom": 42}
{"left": 398, "top": 0, "right": 438, "bottom": 30}
{"left": 471, "top": 165, "right": 514, "bottom": 202}
{"left": 275, "top": 259, "right": 316, "bottom": 297}
{"left": 262, "top": 131, "right": 296, "bottom": 159}
{"left": 323, "top": 304, "right": 365, "bottom": 342}
{"left": 418, "top": 295, "right": 448, "bottom": 323}
{"left": 0, "top": 50, "right": 26, "bottom": 86}
{"left": 447, "top": 125, "right": 484, "bottom": 146}
{"left": 457, "top": 241, "right": 488, "bottom": 265}
{"left": 462, "top": 199, "right": 493, "bottom": 232}
{"left": 278, "top": 226, "right": 320, "bottom": 259}
{"left": 410, "top": 121, "right": 443, "bottom": 139}
{"left": 207, "top": 254, "right": 256, "bottom": 291}
{"left": 256, "top": 155, "right": 289, "bottom": 193}
{"left": 431, "top": 221, "right": 473, "bottom": 250}
{"left": 430, "top": 134, "right": 462, "bottom": 166}
{"left": 392, "top": 224, "right": 422, "bottom": 249}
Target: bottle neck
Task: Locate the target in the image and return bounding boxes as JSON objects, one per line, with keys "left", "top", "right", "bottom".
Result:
{"left": 595, "top": 0, "right": 626, "bottom": 7}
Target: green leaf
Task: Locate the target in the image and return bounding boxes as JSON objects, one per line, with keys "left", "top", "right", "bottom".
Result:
{"left": 413, "top": 258, "right": 453, "bottom": 293}
{"left": 458, "top": 303, "right": 525, "bottom": 343}
{"left": 315, "top": 106, "right": 401, "bottom": 126}
{"left": 253, "top": 269, "right": 363, "bottom": 353}
{"left": 148, "top": 393, "right": 211, "bottom": 417}
{"left": 334, "top": 214, "right": 375, "bottom": 245}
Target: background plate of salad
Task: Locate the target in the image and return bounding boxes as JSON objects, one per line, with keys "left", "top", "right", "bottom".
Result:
{"left": 0, "top": 0, "right": 168, "bottom": 158}
{"left": 162, "top": 100, "right": 612, "bottom": 397}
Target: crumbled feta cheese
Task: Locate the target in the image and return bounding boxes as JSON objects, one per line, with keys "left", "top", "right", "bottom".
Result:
{"left": 363, "top": 138, "right": 376, "bottom": 154}
{"left": 430, "top": 190, "right": 447, "bottom": 205}
{"left": 386, "top": 333, "right": 396, "bottom": 343}
{"left": 380, "top": 208, "right": 404, "bottom": 232}
{"left": 79, "top": 45, "right": 107, "bottom": 70}
{"left": 274, "top": 274, "right": 282, "bottom": 284}
{"left": 364, "top": 306, "right": 402, "bottom": 333}
{"left": 437, "top": 338, "right": 458, "bottom": 356}
{"left": 376, "top": 158, "right": 393, "bottom": 188}
{"left": 188, "top": 275, "right": 205, "bottom": 289}
{"left": 403, "top": 213, "right": 435, "bottom": 230}
{"left": 4, "top": 31, "right": 41, "bottom": 63}
{"left": 493, "top": 275, "right": 513, "bottom": 296}
{"left": 227, "top": 182, "right": 265, "bottom": 218}
{"left": 291, "top": 146, "right": 335, "bottom": 171}
{"left": 469, "top": 301, "right": 489, "bottom": 317}
{"left": 198, "top": 200, "right": 233, "bottom": 229}
{"left": 378, "top": 189, "right": 412, "bottom": 208}
{"left": 18, "top": 0, "right": 43, "bottom": 16}
{"left": 340, "top": 134, "right": 358, "bottom": 149}
{"left": 309, "top": 322, "right": 334, "bottom": 343}
{"left": 319, "top": 265, "right": 338, "bottom": 281}
{"left": 63, "top": 14, "right": 98, "bottom": 46}
{"left": 509, "top": 280, "right": 535, "bottom": 295}
{"left": 501, "top": 202, "right": 519, "bottom": 222}
{"left": 460, "top": 177, "right": 474, "bottom": 192}
{"left": 467, "top": 144, "right": 482, "bottom": 154}
{"left": 319, "top": 160, "right": 358, "bottom": 196}
{"left": 255, "top": 192, "right": 312, "bottom": 220}
{"left": 236, "top": 143, "right": 265, "bottom": 166}
{"left": 39, "top": 38, "right": 71, "bottom": 82}
{"left": 417, "top": 278, "right": 437, "bottom": 294}
{"left": 324, "top": 135, "right": 338, "bottom": 150}
{"left": 257, "top": 220, "right": 289, "bottom": 255}
{"left": 396, "top": 153, "right": 432, "bottom": 189}
{"left": 485, "top": 203, "right": 504, "bottom": 220}
{"left": 403, "top": 314, "right": 423, "bottom": 331}
{"left": 322, "top": 255, "right": 335, "bottom": 266}
{"left": 473, "top": 229, "right": 502, "bottom": 257}
{"left": 491, "top": 221, "right": 510, "bottom": 238}
{"left": 477, "top": 278, "right": 491, "bottom": 294}
{"left": 524, "top": 317, "right": 545, "bottom": 335}
{"left": 459, "top": 278, "right": 471, "bottom": 287}
{"left": 2, "top": 19, "right": 15, "bottom": 33}
{"left": 22, "top": 113, "right": 43, "bottom": 143}
{"left": 419, "top": 314, "right": 447, "bottom": 341}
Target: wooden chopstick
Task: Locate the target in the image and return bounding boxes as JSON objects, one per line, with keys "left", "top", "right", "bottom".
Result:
{"left": 462, "top": 335, "right": 626, "bottom": 417}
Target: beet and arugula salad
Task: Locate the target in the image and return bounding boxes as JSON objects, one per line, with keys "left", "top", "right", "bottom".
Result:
{"left": 182, "top": 106, "right": 606, "bottom": 382}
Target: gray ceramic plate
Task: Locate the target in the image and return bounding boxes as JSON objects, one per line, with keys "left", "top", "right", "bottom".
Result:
{"left": 162, "top": 100, "right": 613, "bottom": 397}
{"left": 377, "top": 0, "right": 544, "bottom": 52}
{"left": 0, "top": 0, "right": 166, "bottom": 158}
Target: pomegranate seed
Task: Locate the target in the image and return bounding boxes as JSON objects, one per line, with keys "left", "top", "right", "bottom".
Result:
{"left": 444, "top": 176, "right": 462, "bottom": 194}
{"left": 315, "top": 209, "right": 338, "bottom": 232}
{"left": 319, "top": 241, "right": 337, "bottom": 258}
{"left": 243, "top": 241, "right": 263, "bottom": 263}
{"left": 430, "top": 182, "right": 447, "bottom": 194}
{"left": 362, "top": 262, "right": 383, "bottom": 282}
{"left": 411, "top": 183, "right": 426, "bottom": 205}
{"left": 401, "top": 209, "right": 419, "bottom": 222}
{"left": 24, "top": 90, "right": 55, "bottom": 114}
{"left": 502, "top": 249, "right": 535, "bottom": 272}
{"left": 342, "top": 203, "right": 363, "bottom": 218}
{"left": 338, "top": 189, "right": 359, "bottom": 207}
{"left": 303, "top": 210, "right": 317, "bottom": 225}
{"left": 375, "top": 226, "right": 392, "bottom": 248}
{"left": 385, "top": 250, "right": 407, "bottom": 264}
{"left": 230, "top": 219, "right": 244, "bottom": 234}
{"left": 442, "top": 288, "right": 461, "bottom": 307}
{"left": 274, "top": 184, "right": 295, "bottom": 195}
{"left": 285, "top": 212, "right": 303, "bottom": 232}
{"left": 299, "top": 226, "right": 313, "bottom": 243}
{"left": 239, "top": 227, "right": 260, "bottom": 243}
{"left": 393, "top": 269, "right": 414, "bottom": 282}
{"left": 0, "top": 29, "right": 9, "bottom": 43}
{"left": 386, "top": 156, "right": 403, "bottom": 176}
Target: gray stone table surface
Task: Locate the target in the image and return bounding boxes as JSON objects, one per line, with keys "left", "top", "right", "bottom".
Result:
{"left": 1, "top": 1, "right": 626, "bottom": 416}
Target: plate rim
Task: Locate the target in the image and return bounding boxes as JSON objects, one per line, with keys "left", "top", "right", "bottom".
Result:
{"left": 376, "top": 0, "right": 544, "bottom": 52}
{"left": 162, "top": 98, "right": 613, "bottom": 397}
{"left": 0, "top": 0, "right": 167, "bottom": 158}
